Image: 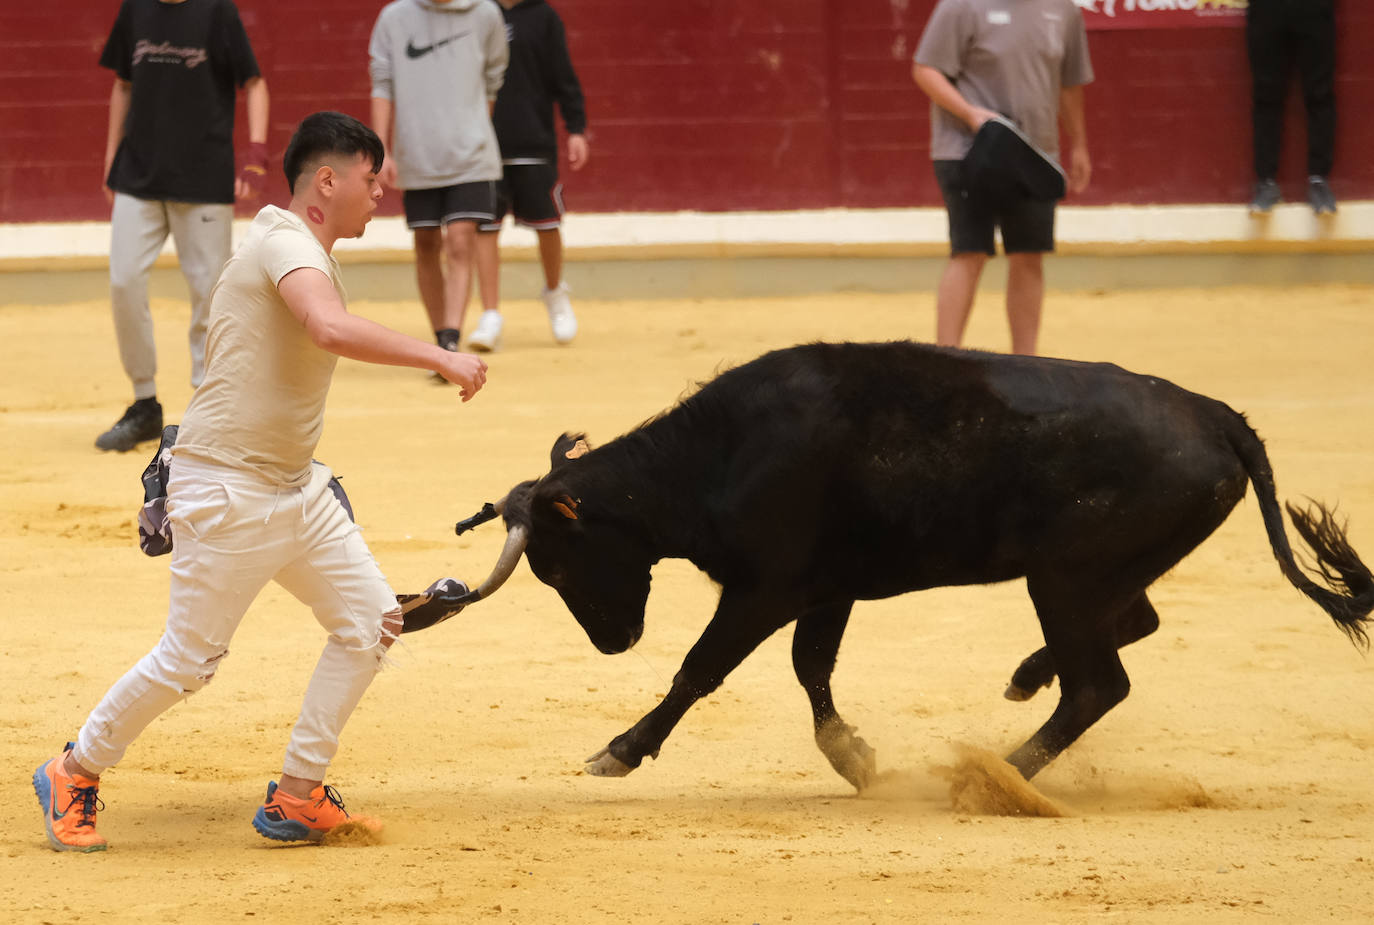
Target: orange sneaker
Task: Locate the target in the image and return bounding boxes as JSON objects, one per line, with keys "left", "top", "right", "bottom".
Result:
{"left": 252, "top": 781, "right": 378, "bottom": 843}
{"left": 33, "top": 742, "right": 107, "bottom": 853}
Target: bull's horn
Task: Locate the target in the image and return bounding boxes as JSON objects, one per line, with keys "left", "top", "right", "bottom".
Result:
{"left": 463, "top": 523, "right": 529, "bottom": 603}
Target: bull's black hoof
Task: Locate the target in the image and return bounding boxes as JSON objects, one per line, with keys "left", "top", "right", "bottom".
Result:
{"left": 1007, "top": 650, "right": 1055, "bottom": 701}
{"left": 1004, "top": 672, "right": 1055, "bottom": 701}
{"left": 1004, "top": 682, "right": 1036, "bottom": 702}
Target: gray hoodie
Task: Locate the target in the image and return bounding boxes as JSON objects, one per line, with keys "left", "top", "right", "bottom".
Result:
{"left": 369, "top": 0, "right": 509, "bottom": 189}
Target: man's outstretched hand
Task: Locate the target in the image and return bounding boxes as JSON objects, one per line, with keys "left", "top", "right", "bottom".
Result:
{"left": 436, "top": 350, "right": 488, "bottom": 401}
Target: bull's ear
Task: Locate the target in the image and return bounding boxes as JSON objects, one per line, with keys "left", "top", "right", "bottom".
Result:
{"left": 550, "top": 432, "right": 592, "bottom": 470}
{"left": 553, "top": 494, "right": 580, "bottom": 520}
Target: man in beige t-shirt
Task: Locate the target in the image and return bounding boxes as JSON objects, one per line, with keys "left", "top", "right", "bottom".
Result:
{"left": 913, "top": 0, "right": 1093, "bottom": 356}
{"left": 34, "top": 111, "right": 487, "bottom": 852}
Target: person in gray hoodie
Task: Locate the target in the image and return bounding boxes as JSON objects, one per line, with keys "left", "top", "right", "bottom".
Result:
{"left": 369, "top": 0, "right": 508, "bottom": 361}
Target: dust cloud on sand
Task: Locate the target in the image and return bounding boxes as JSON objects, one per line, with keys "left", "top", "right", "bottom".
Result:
{"left": 321, "top": 818, "right": 388, "bottom": 847}
{"left": 860, "top": 743, "right": 1066, "bottom": 817}
{"left": 934, "top": 744, "right": 1068, "bottom": 817}
{"left": 863, "top": 742, "right": 1225, "bottom": 818}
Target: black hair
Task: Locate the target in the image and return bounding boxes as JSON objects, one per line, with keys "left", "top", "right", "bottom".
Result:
{"left": 282, "top": 111, "right": 385, "bottom": 193}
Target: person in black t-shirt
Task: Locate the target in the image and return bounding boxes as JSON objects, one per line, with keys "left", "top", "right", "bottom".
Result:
{"left": 470, "top": 0, "right": 588, "bottom": 350}
{"left": 96, "top": 0, "right": 270, "bottom": 453}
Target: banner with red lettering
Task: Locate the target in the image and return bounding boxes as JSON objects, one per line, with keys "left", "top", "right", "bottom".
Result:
{"left": 1073, "top": 0, "right": 1247, "bottom": 30}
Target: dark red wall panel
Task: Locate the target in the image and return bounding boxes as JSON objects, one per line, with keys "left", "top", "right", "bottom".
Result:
{"left": 1, "top": 1, "right": 1370, "bottom": 223}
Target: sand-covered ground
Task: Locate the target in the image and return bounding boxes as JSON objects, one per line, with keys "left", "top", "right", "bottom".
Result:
{"left": 1, "top": 279, "right": 1372, "bottom": 923}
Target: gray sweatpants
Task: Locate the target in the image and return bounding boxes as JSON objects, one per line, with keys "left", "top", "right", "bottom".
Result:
{"left": 109, "top": 193, "right": 232, "bottom": 398}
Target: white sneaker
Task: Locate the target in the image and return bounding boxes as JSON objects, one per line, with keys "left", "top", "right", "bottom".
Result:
{"left": 542, "top": 282, "right": 578, "bottom": 345}
{"left": 466, "top": 310, "right": 503, "bottom": 352}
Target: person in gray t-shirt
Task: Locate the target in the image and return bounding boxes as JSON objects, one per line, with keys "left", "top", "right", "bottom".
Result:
{"left": 370, "top": 0, "right": 509, "bottom": 361}
{"left": 913, "top": 0, "right": 1093, "bottom": 356}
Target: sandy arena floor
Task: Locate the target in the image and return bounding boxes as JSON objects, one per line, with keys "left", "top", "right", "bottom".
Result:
{"left": 1, "top": 279, "right": 1372, "bottom": 923}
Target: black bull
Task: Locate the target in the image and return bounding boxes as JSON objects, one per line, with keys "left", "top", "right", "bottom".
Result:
{"left": 440, "top": 342, "right": 1373, "bottom": 790}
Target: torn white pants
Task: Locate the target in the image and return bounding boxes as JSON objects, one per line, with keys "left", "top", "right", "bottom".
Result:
{"left": 74, "top": 456, "right": 398, "bottom": 781}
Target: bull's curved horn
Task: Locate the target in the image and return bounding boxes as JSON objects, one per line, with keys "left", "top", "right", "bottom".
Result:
{"left": 460, "top": 522, "right": 529, "bottom": 604}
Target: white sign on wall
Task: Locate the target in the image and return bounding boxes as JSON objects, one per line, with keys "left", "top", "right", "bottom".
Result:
{"left": 1073, "top": 0, "right": 1247, "bottom": 30}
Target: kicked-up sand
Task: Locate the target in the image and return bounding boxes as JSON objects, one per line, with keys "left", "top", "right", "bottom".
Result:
{"left": 1, "top": 278, "right": 1372, "bottom": 923}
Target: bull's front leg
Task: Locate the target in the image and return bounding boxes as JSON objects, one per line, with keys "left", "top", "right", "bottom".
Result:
{"left": 585, "top": 587, "right": 796, "bottom": 778}
{"left": 583, "top": 685, "right": 698, "bottom": 776}
{"left": 792, "top": 601, "right": 875, "bottom": 791}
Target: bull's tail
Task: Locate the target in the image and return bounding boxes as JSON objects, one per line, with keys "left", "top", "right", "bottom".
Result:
{"left": 1226, "top": 411, "right": 1373, "bottom": 650}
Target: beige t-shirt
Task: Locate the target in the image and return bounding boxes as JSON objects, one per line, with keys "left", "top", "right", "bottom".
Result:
{"left": 175, "top": 205, "right": 344, "bottom": 486}
{"left": 915, "top": 0, "right": 1094, "bottom": 160}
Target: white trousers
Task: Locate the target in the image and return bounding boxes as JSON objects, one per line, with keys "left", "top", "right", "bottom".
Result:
{"left": 74, "top": 457, "right": 399, "bottom": 781}
{"left": 109, "top": 193, "right": 232, "bottom": 397}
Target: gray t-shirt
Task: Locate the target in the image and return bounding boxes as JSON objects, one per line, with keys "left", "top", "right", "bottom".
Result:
{"left": 369, "top": 0, "right": 509, "bottom": 190}
{"left": 915, "top": 0, "right": 1093, "bottom": 160}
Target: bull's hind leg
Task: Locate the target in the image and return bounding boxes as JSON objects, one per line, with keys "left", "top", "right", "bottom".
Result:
{"left": 1005, "top": 580, "right": 1137, "bottom": 779}
{"left": 1005, "top": 593, "right": 1160, "bottom": 701}
{"left": 791, "top": 601, "right": 875, "bottom": 790}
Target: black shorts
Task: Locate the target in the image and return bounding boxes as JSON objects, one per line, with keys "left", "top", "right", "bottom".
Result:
{"left": 933, "top": 159, "right": 1056, "bottom": 256}
{"left": 403, "top": 181, "right": 498, "bottom": 229}
{"left": 478, "top": 161, "right": 564, "bottom": 232}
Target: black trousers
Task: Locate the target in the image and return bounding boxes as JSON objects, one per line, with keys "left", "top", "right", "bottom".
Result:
{"left": 1246, "top": 0, "right": 1337, "bottom": 180}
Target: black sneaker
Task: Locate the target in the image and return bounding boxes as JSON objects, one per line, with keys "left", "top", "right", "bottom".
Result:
{"left": 1248, "top": 178, "right": 1281, "bottom": 215}
{"left": 95, "top": 399, "right": 163, "bottom": 452}
{"left": 1307, "top": 176, "right": 1337, "bottom": 215}
{"left": 432, "top": 328, "right": 461, "bottom": 384}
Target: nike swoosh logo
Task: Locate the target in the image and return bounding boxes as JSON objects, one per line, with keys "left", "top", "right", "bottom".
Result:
{"left": 406, "top": 32, "right": 469, "bottom": 59}
{"left": 300, "top": 813, "right": 319, "bottom": 823}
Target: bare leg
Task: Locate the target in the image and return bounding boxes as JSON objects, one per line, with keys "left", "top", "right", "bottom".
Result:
{"left": 442, "top": 221, "right": 479, "bottom": 332}
{"left": 474, "top": 228, "right": 501, "bottom": 314}
{"left": 1005, "top": 252, "right": 1045, "bottom": 356}
{"left": 64, "top": 753, "right": 100, "bottom": 780}
{"left": 413, "top": 228, "right": 446, "bottom": 335}
{"left": 536, "top": 227, "right": 564, "bottom": 290}
{"left": 935, "top": 252, "right": 987, "bottom": 348}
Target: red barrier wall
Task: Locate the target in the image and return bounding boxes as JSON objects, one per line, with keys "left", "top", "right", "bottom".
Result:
{"left": 1, "top": 1, "right": 1370, "bottom": 223}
